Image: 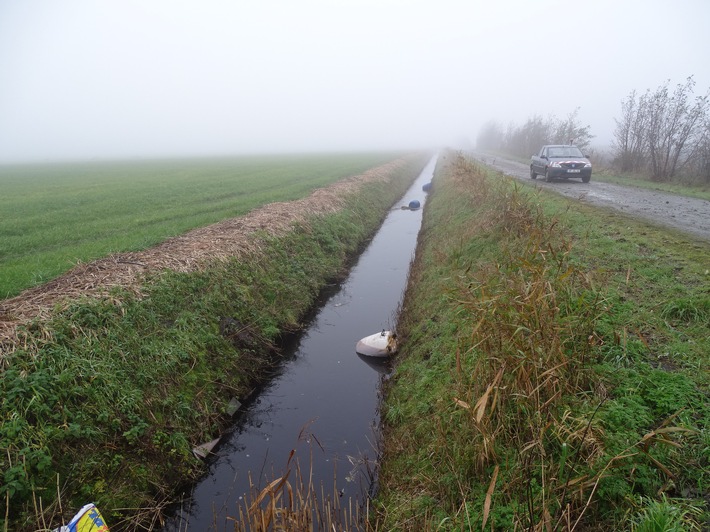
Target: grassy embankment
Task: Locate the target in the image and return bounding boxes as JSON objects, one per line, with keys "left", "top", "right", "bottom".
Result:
{"left": 0, "top": 153, "right": 405, "bottom": 299}
{"left": 0, "top": 153, "right": 429, "bottom": 531}
{"left": 375, "top": 152, "right": 709, "bottom": 530}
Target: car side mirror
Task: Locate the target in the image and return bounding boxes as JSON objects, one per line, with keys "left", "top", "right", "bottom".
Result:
{"left": 541, "top": 155, "right": 547, "bottom": 160}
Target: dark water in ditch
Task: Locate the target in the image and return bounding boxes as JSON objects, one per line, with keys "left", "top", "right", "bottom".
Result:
{"left": 164, "top": 155, "right": 436, "bottom": 530}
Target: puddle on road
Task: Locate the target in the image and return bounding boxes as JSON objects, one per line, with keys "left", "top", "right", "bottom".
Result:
{"left": 164, "top": 155, "right": 437, "bottom": 530}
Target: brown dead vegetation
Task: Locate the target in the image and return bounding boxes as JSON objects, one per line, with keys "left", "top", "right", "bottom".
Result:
{"left": 0, "top": 158, "right": 409, "bottom": 358}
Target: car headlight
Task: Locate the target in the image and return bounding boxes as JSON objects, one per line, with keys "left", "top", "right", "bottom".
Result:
{"left": 550, "top": 162, "right": 561, "bottom": 168}
{"left": 584, "top": 162, "right": 592, "bottom": 168}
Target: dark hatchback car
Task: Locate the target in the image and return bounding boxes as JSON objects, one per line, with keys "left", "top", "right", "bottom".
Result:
{"left": 530, "top": 145, "right": 592, "bottom": 183}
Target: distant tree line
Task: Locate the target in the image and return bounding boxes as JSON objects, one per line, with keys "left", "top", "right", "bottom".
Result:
{"left": 612, "top": 76, "right": 710, "bottom": 183}
{"left": 476, "top": 108, "right": 594, "bottom": 160}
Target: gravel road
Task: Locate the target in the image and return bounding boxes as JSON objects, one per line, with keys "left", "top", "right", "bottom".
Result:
{"left": 470, "top": 153, "right": 710, "bottom": 243}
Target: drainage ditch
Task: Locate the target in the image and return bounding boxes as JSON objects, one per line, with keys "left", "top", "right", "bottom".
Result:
{"left": 164, "top": 155, "right": 437, "bottom": 530}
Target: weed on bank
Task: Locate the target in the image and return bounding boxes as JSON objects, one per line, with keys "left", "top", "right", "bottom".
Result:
{"left": 376, "top": 153, "right": 708, "bottom": 530}
{"left": 0, "top": 155, "right": 428, "bottom": 531}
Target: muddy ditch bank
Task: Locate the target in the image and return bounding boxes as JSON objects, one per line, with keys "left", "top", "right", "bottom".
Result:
{"left": 0, "top": 154, "right": 430, "bottom": 531}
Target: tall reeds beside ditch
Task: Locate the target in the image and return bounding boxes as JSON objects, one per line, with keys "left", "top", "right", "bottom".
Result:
{"left": 376, "top": 152, "right": 707, "bottom": 531}
{"left": 450, "top": 157, "right": 606, "bottom": 528}
{"left": 228, "top": 447, "right": 369, "bottom": 531}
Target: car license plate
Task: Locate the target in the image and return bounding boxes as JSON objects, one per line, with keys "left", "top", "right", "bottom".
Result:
{"left": 567, "top": 169, "right": 581, "bottom": 173}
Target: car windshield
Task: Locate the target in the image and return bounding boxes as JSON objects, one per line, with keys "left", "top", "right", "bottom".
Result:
{"left": 548, "top": 147, "right": 584, "bottom": 158}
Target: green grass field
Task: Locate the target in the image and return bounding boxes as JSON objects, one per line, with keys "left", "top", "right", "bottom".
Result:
{"left": 0, "top": 153, "right": 403, "bottom": 299}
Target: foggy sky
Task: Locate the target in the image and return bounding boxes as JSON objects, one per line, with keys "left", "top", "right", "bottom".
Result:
{"left": 1, "top": 0, "right": 708, "bottom": 163}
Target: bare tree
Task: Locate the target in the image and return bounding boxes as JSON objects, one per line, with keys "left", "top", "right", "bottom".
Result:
{"left": 688, "top": 116, "right": 710, "bottom": 183}
{"left": 550, "top": 108, "right": 594, "bottom": 150}
{"left": 516, "top": 115, "right": 552, "bottom": 157}
{"left": 476, "top": 120, "right": 504, "bottom": 152}
{"left": 613, "top": 77, "right": 709, "bottom": 181}
{"left": 499, "top": 115, "right": 552, "bottom": 158}
{"left": 645, "top": 77, "right": 709, "bottom": 181}
{"left": 612, "top": 90, "right": 649, "bottom": 173}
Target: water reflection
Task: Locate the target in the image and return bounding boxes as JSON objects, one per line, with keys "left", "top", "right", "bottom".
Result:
{"left": 356, "top": 352, "right": 392, "bottom": 374}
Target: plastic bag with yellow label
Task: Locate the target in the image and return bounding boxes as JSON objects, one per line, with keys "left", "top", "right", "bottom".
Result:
{"left": 52, "top": 503, "right": 109, "bottom": 532}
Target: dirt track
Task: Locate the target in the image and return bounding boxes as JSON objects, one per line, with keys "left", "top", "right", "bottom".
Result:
{"left": 471, "top": 153, "right": 710, "bottom": 243}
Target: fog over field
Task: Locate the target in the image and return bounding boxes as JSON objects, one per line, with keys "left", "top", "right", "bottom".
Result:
{"left": 1, "top": 0, "right": 708, "bottom": 163}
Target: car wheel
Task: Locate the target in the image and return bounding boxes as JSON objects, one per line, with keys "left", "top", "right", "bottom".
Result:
{"left": 530, "top": 167, "right": 537, "bottom": 179}
{"left": 545, "top": 169, "right": 553, "bottom": 182}
{"left": 582, "top": 175, "right": 591, "bottom": 183}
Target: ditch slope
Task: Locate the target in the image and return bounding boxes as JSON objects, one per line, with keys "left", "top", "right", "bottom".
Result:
{"left": 0, "top": 154, "right": 429, "bottom": 531}
{"left": 375, "top": 152, "right": 709, "bottom": 530}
